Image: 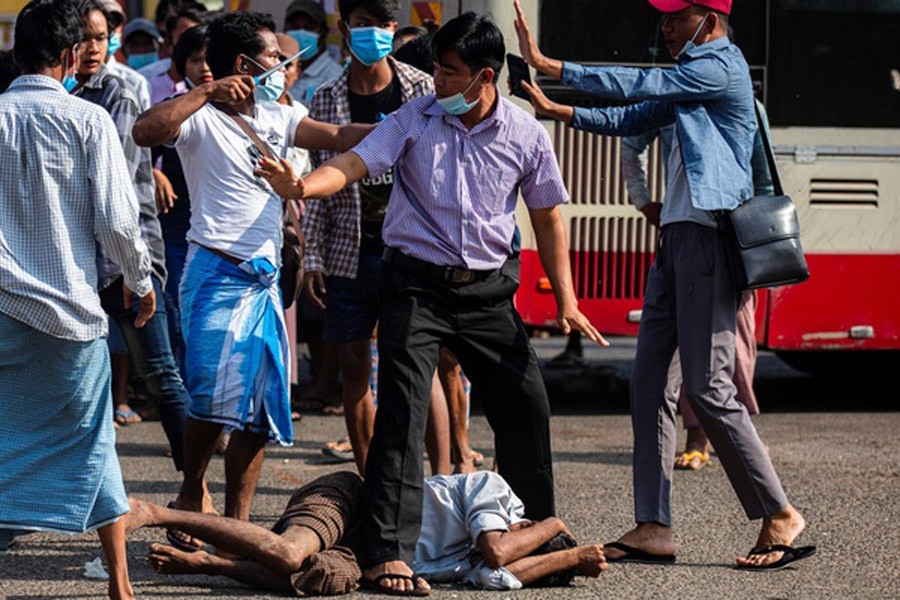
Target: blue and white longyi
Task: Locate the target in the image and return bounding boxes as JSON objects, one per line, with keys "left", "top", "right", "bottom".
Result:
{"left": 180, "top": 245, "right": 293, "bottom": 446}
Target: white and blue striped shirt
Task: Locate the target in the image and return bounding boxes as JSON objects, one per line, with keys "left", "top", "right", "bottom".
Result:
{"left": 0, "top": 75, "right": 152, "bottom": 341}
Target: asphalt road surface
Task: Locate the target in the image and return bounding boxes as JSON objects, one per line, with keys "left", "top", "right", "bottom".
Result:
{"left": 1, "top": 337, "right": 898, "bottom": 599}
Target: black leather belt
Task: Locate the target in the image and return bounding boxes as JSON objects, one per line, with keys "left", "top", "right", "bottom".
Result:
{"left": 198, "top": 243, "right": 242, "bottom": 265}
{"left": 382, "top": 247, "right": 494, "bottom": 284}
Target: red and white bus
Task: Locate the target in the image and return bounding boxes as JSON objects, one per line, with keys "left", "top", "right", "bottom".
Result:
{"left": 502, "top": 0, "right": 900, "bottom": 368}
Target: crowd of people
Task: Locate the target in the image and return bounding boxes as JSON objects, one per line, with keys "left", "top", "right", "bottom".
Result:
{"left": 0, "top": 0, "right": 816, "bottom": 598}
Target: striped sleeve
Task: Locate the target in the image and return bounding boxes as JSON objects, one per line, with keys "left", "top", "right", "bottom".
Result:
{"left": 351, "top": 99, "right": 424, "bottom": 178}
{"left": 519, "top": 124, "right": 569, "bottom": 209}
{"left": 89, "top": 112, "right": 152, "bottom": 297}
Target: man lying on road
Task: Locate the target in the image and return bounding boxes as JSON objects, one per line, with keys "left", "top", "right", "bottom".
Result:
{"left": 126, "top": 471, "right": 606, "bottom": 596}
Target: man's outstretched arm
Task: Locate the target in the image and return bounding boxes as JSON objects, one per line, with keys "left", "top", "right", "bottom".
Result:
{"left": 255, "top": 152, "right": 368, "bottom": 200}
{"left": 528, "top": 206, "right": 609, "bottom": 347}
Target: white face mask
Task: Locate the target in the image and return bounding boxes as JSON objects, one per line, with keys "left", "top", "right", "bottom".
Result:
{"left": 676, "top": 13, "right": 709, "bottom": 59}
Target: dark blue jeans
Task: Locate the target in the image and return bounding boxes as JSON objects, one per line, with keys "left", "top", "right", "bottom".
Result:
{"left": 164, "top": 239, "right": 188, "bottom": 378}
{"left": 100, "top": 275, "right": 188, "bottom": 471}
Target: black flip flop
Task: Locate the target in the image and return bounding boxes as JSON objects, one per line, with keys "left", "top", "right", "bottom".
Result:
{"left": 604, "top": 541, "right": 676, "bottom": 564}
{"left": 360, "top": 573, "right": 430, "bottom": 597}
{"left": 165, "top": 528, "right": 202, "bottom": 553}
{"left": 164, "top": 502, "right": 202, "bottom": 553}
{"left": 736, "top": 544, "right": 817, "bottom": 571}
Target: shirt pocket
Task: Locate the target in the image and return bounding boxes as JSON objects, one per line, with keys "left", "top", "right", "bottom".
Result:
{"left": 475, "top": 165, "right": 518, "bottom": 217}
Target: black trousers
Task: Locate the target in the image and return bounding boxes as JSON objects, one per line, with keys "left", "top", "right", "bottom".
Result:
{"left": 362, "top": 257, "right": 555, "bottom": 567}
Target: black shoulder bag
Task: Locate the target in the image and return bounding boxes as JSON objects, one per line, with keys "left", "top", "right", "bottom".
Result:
{"left": 717, "top": 105, "right": 810, "bottom": 291}
{"left": 215, "top": 103, "right": 305, "bottom": 308}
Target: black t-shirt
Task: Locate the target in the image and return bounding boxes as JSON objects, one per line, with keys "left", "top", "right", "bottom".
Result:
{"left": 348, "top": 76, "right": 403, "bottom": 250}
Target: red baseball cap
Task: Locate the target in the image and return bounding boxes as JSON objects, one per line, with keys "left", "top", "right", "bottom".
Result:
{"left": 648, "top": 0, "right": 732, "bottom": 15}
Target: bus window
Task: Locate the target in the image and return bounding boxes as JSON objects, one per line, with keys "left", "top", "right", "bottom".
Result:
{"left": 538, "top": 0, "right": 767, "bottom": 105}
{"left": 539, "top": 0, "right": 767, "bottom": 66}
{"left": 768, "top": 0, "right": 900, "bottom": 127}
{"left": 539, "top": 1, "right": 664, "bottom": 65}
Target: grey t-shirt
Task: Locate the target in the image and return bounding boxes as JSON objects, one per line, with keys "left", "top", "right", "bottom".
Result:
{"left": 660, "top": 126, "right": 718, "bottom": 229}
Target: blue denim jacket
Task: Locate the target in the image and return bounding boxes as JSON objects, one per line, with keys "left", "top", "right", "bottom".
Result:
{"left": 562, "top": 37, "right": 755, "bottom": 211}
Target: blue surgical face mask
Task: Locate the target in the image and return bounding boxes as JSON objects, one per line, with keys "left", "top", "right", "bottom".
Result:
{"left": 107, "top": 32, "right": 122, "bottom": 56}
{"left": 436, "top": 69, "right": 484, "bottom": 116}
{"left": 675, "top": 13, "right": 709, "bottom": 60}
{"left": 254, "top": 70, "right": 285, "bottom": 103}
{"left": 63, "top": 74, "right": 79, "bottom": 92}
{"left": 243, "top": 55, "right": 286, "bottom": 103}
{"left": 286, "top": 29, "right": 320, "bottom": 60}
{"left": 348, "top": 26, "right": 393, "bottom": 67}
{"left": 127, "top": 51, "right": 158, "bottom": 70}
{"left": 62, "top": 46, "right": 78, "bottom": 91}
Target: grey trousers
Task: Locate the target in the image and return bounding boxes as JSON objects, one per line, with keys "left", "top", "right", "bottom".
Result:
{"left": 631, "top": 222, "right": 788, "bottom": 526}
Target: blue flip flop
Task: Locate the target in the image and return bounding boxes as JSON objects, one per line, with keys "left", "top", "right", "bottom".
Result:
{"left": 114, "top": 408, "right": 142, "bottom": 425}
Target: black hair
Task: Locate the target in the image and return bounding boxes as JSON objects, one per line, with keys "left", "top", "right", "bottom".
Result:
{"left": 81, "top": 0, "right": 114, "bottom": 36}
{"left": 104, "top": 3, "right": 125, "bottom": 30}
{"left": 337, "top": 0, "right": 400, "bottom": 24}
{"left": 392, "top": 30, "right": 434, "bottom": 74}
{"left": 155, "top": 0, "right": 176, "bottom": 27}
{"left": 394, "top": 25, "right": 426, "bottom": 41}
{"left": 165, "top": 4, "right": 208, "bottom": 40}
{"left": 526, "top": 532, "right": 577, "bottom": 588}
{"left": 173, "top": 24, "right": 207, "bottom": 78}
{"left": 13, "top": 0, "right": 83, "bottom": 73}
{"left": 206, "top": 11, "right": 275, "bottom": 80}
{"left": 432, "top": 12, "right": 504, "bottom": 82}
{"left": 0, "top": 50, "right": 21, "bottom": 93}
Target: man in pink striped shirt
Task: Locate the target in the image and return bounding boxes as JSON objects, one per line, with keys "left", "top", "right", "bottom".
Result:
{"left": 257, "top": 12, "right": 606, "bottom": 595}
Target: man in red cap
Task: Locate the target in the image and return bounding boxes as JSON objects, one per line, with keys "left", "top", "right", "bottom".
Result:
{"left": 512, "top": 0, "right": 816, "bottom": 571}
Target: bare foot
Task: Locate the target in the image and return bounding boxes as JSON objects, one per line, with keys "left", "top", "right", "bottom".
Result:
{"left": 363, "top": 560, "right": 431, "bottom": 595}
{"left": 675, "top": 428, "right": 711, "bottom": 469}
{"left": 148, "top": 543, "right": 210, "bottom": 575}
{"left": 604, "top": 523, "right": 677, "bottom": 560}
{"left": 200, "top": 489, "right": 218, "bottom": 516}
{"left": 735, "top": 505, "right": 806, "bottom": 568}
{"left": 123, "top": 497, "right": 159, "bottom": 534}
{"left": 164, "top": 495, "right": 212, "bottom": 551}
{"left": 108, "top": 579, "right": 134, "bottom": 600}
{"left": 574, "top": 544, "right": 607, "bottom": 577}
{"left": 169, "top": 483, "right": 217, "bottom": 518}
{"left": 325, "top": 438, "right": 353, "bottom": 453}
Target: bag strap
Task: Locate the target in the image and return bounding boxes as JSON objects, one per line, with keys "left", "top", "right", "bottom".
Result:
{"left": 753, "top": 101, "right": 784, "bottom": 197}
{"left": 213, "top": 102, "right": 305, "bottom": 246}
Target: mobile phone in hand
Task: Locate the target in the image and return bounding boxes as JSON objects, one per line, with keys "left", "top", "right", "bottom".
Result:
{"left": 506, "top": 53, "right": 532, "bottom": 101}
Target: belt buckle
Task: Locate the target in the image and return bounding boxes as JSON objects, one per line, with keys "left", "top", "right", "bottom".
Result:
{"left": 451, "top": 268, "right": 474, "bottom": 284}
